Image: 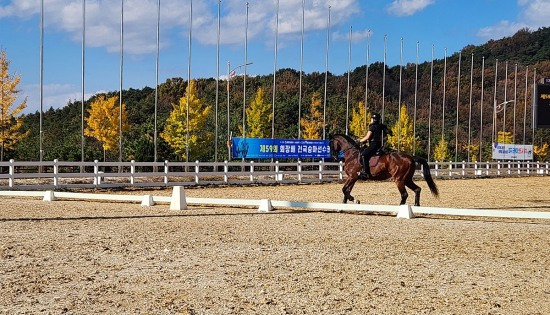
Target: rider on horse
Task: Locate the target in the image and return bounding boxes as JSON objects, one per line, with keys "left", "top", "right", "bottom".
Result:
{"left": 357, "top": 113, "right": 392, "bottom": 179}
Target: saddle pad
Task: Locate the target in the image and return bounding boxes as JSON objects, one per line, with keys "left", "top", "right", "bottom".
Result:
{"left": 369, "top": 155, "right": 380, "bottom": 167}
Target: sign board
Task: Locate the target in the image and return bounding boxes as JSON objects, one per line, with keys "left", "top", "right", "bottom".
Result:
{"left": 492, "top": 143, "right": 533, "bottom": 160}
{"left": 232, "top": 137, "right": 331, "bottom": 159}
{"left": 535, "top": 83, "right": 550, "bottom": 128}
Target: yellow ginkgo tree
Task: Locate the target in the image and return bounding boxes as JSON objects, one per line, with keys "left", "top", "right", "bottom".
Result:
{"left": 161, "top": 80, "right": 212, "bottom": 160}
{"left": 349, "top": 101, "right": 371, "bottom": 139}
{"left": 387, "top": 104, "right": 417, "bottom": 153}
{"left": 0, "top": 50, "right": 29, "bottom": 161}
{"left": 242, "top": 87, "right": 272, "bottom": 138}
{"left": 84, "top": 95, "right": 129, "bottom": 160}
{"left": 300, "top": 92, "right": 323, "bottom": 140}
{"left": 433, "top": 138, "right": 450, "bottom": 162}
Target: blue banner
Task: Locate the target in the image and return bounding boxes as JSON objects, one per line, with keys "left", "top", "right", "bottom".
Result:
{"left": 232, "top": 137, "right": 331, "bottom": 159}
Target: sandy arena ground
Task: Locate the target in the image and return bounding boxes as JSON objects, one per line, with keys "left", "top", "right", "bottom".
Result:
{"left": 0, "top": 177, "right": 549, "bottom": 314}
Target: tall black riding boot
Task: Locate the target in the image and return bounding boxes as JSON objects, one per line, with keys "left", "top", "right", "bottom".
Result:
{"left": 358, "top": 155, "right": 370, "bottom": 180}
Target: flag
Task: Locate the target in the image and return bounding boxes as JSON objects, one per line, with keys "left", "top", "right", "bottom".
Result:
{"left": 230, "top": 70, "right": 236, "bottom": 78}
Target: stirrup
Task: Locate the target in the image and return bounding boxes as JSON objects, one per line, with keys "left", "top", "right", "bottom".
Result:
{"left": 358, "top": 171, "right": 369, "bottom": 180}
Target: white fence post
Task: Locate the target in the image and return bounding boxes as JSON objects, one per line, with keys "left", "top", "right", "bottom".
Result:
{"left": 486, "top": 161, "right": 490, "bottom": 176}
{"left": 497, "top": 161, "right": 501, "bottom": 176}
{"left": 195, "top": 160, "right": 200, "bottom": 184}
{"left": 297, "top": 160, "right": 302, "bottom": 182}
{"left": 434, "top": 161, "right": 439, "bottom": 177}
{"left": 462, "top": 161, "right": 465, "bottom": 176}
{"left": 275, "top": 161, "right": 280, "bottom": 182}
{"left": 53, "top": 159, "right": 59, "bottom": 188}
{"left": 8, "top": 159, "right": 14, "bottom": 188}
{"left": 249, "top": 161, "right": 254, "bottom": 183}
{"left": 507, "top": 161, "right": 511, "bottom": 175}
{"left": 164, "top": 160, "right": 169, "bottom": 186}
{"left": 474, "top": 162, "right": 478, "bottom": 177}
{"left": 224, "top": 160, "right": 228, "bottom": 183}
{"left": 339, "top": 161, "right": 344, "bottom": 180}
{"left": 319, "top": 160, "right": 323, "bottom": 181}
{"left": 93, "top": 160, "right": 99, "bottom": 186}
{"left": 130, "top": 160, "right": 135, "bottom": 185}
{"left": 546, "top": 161, "right": 549, "bottom": 175}
{"left": 517, "top": 161, "right": 521, "bottom": 175}
{"left": 448, "top": 161, "right": 453, "bottom": 177}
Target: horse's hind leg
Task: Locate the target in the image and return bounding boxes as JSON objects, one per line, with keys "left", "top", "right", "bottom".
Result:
{"left": 405, "top": 180, "right": 422, "bottom": 206}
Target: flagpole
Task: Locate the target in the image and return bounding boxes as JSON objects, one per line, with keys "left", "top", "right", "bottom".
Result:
{"left": 398, "top": 37, "right": 403, "bottom": 152}
{"left": 81, "top": 0, "right": 86, "bottom": 164}
{"left": 345, "top": 26, "right": 352, "bottom": 135}
{"left": 364, "top": 30, "right": 370, "bottom": 130}
{"left": 413, "top": 41, "right": 418, "bottom": 155}
{"left": 523, "top": 66, "right": 529, "bottom": 145}
{"left": 454, "top": 50, "right": 461, "bottom": 162}
{"left": 492, "top": 59, "right": 498, "bottom": 144}
{"left": 119, "top": 0, "right": 123, "bottom": 163}
{"left": 215, "top": 0, "right": 220, "bottom": 161}
{"left": 513, "top": 63, "right": 518, "bottom": 143}
{"left": 39, "top": 0, "right": 44, "bottom": 163}
{"left": 322, "top": 5, "right": 330, "bottom": 140}
{"left": 298, "top": 0, "right": 304, "bottom": 140}
{"left": 382, "top": 35, "right": 386, "bottom": 125}
{"left": 272, "top": 0, "right": 279, "bottom": 140}
{"left": 532, "top": 68, "right": 536, "bottom": 143}
{"left": 479, "top": 57, "right": 485, "bottom": 160}
{"left": 467, "top": 53, "right": 474, "bottom": 162}
{"left": 442, "top": 48, "right": 447, "bottom": 142}
{"left": 154, "top": 0, "right": 160, "bottom": 163}
{"left": 186, "top": 0, "right": 192, "bottom": 162}
{"left": 428, "top": 45, "right": 433, "bottom": 162}
{"left": 503, "top": 61, "right": 508, "bottom": 138}
{"left": 243, "top": 2, "right": 249, "bottom": 141}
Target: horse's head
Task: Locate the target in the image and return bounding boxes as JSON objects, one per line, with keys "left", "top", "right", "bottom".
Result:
{"left": 329, "top": 135, "right": 341, "bottom": 159}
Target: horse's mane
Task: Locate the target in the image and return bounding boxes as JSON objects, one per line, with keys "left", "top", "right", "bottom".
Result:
{"left": 331, "top": 133, "right": 357, "bottom": 145}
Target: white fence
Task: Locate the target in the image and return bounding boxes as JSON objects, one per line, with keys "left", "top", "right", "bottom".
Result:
{"left": 0, "top": 159, "right": 548, "bottom": 190}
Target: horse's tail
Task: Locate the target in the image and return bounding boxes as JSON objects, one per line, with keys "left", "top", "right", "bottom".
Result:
{"left": 412, "top": 156, "right": 439, "bottom": 198}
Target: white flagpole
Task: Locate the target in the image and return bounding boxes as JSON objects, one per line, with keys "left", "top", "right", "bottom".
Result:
{"left": 455, "top": 51, "right": 461, "bottom": 162}
{"left": 345, "top": 26, "right": 352, "bottom": 135}
{"left": 382, "top": 35, "right": 386, "bottom": 124}
{"left": 322, "top": 6, "right": 330, "bottom": 140}
{"left": 298, "top": 0, "right": 304, "bottom": 140}
{"left": 442, "top": 48, "right": 447, "bottom": 142}
{"left": 364, "top": 30, "right": 370, "bottom": 130}
{"left": 467, "top": 53, "right": 474, "bottom": 162}
{"left": 186, "top": 0, "right": 192, "bottom": 162}
{"left": 398, "top": 37, "right": 403, "bottom": 152}
{"left": 243, "top": 2, "right": 249, "bottom": 141}
{"left": 523, "top": 66, "right": 529, "bottom": 145}
{"left": 413, "top": 41, "right": 418, "bottom": 155}
{"left": 272, "top": 0, "right": 279, "bottom": 140}
{"left": 215, "top": 0, "right": 220, "bottom": 161}
{"left": 119, "top": 0, "right": 124, "bottom": 162}
{"left": 503, "top": 61, "right": 508, "bottom": 138}
{"left": 532, "top": 68, "right": 536, "bottom": 143}
{"left": 40, "top": 0, "right": 44, "bottom": 163}
{"left": 154, "top": 0, "right": 160, "bottom": 163}
{"left": 479, "top": 56, "right": 485, "bottom": 161}
{"left": 513, "top": 63, "right": 518, "bottom": 143}
{"left": 492, "top": 59, "right": 498, "bottom": 144}
{"left": 81, "top": 0, "right": 86, "bottom": 164}
{"left": 428, "top": 45, "right": 434, "bottom": 161}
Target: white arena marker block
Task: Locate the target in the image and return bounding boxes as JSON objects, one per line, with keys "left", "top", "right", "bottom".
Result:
{"left": 397, "top": 204, "right": 414, "bottom": 219}
{"left": 170, "top": 186, "right": 187, "bottom": 210}
{"left": 141, "top": 194, "right": 154, "bottom": 207}
{"left": 43, "top": 190, "right": 56, "bottom": 202}
{"left": 258, "top": 199, "right": 273, "bottom": 212}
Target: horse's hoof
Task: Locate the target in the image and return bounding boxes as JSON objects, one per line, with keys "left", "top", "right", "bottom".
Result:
{"left": 353, "top": 200, "right": 360, "bottom": 204}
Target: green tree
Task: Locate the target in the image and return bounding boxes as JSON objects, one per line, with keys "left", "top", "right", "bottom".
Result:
{"left": 0, "top": 50, "right": 28, "bottom": 161}
{"left": 161, "top": 80, "right": 212, "bottom": 160}
{"left": 300, "top": 92, "right": 323, "bottom": 139}
{"left": 84, "top": 95, "right": 129, "bottom": 160}
{"left": 241, "top": 87, "right": 272, "bottom": 138}
{"left": 387, "top": 104, "right": 417, "bottom": 153}
{"left": 349, "top": 101, "right": 370, "bottom": 138}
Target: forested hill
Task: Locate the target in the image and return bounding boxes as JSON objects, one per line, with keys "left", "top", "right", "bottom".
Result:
{"left": 13, "top": 27, "right": 550, "bottom": 162}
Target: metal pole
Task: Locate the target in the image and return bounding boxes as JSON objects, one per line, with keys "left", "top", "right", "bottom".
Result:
{"left": 503, "top": 61, "right": 508, "bottom": 138}
{"left": 427, "top": 45, "right": 433, "bottom": 162}
{"left": 243, "top": 2, "right": 249, "bottom": 140}
{"left": 454, "top": 51, "right": 461, "bottom": 162}
{"left": 186, "top": 0, "right": 192, "bottom": 162}
{"left": 322, "top": 6, "right": 330, "bottom": 140}
{"left": 81, "top": 0, "right": 85, "bottom": 164}
{"left": 382, "top": 35, "right": 386, "bottom": 124}
{"left": 119, "top": 0, "right": 123, "bottom": 163}
{"left": 154, "top": 0, "right": 160, "bottom": 163}
{"left": 523, "top": 66, "right": 529, "bottom": 145}
{"left": 398, "top": 37, "right": 403, "bottom": 152}
{"left": 227, "top": 61, "right": 230, "bottom": 161}
{"left": 442, "top": 48, "right": 447, "bottom": 142}
{"left": 413, "top": 41, "right": 418, "bottom": 155}
{"left": 513, "top": 63, "right": 517, "bottom": 143}
{"left": 479, "top": 57, "right": 485, "bottom": 161}
{"left": 272, "top": 0, "right": 279, "bottom": 140}
{"left": 345, "top": 26, "right": 351, "bottom": 135}
{"left": 298, "top": 0, "right": 304, "bottom": 139}
{"left": 532, "top": 68, "right": 536, "bottom": 144}
{"left": 467, "top": 53, "right": 473, "bottom": 162}
{"left": 365, "top": 30, "right": 370, "bottom": 129}
{"left": 492, "top": 59, "right": 498, "bottom": 144}
{"left": 40, "top": 0, "right": 44, "bottom": 163}
{"left": 215, "top": 0, "right": 220, "bottom": 161}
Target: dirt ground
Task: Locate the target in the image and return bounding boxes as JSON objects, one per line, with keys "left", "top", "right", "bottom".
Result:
{"left": 0, "top": 177, "right": 549, "bottom": 314}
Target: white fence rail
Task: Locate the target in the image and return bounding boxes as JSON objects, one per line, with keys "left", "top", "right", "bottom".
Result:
{"left": 0, "top": 159, "right": 548, "bottom": 190}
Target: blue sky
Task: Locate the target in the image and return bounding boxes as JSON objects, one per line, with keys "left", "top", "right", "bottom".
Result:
{"left": 1, "top": 0, "right": 549, "bottom": 114}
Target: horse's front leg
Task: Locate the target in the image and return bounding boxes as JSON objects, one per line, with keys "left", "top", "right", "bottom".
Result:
{"left": 342, "top": 176, "right": 358, "bottom": 203}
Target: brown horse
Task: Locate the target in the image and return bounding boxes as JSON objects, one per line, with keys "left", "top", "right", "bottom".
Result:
{"left": 329, "top": 134, "right": 439, "bottom": 205}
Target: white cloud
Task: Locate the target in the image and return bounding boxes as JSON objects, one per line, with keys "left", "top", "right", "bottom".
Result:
{"left": 333, "top": 28, "right": 372, "bottom": 42}
{"left": 477, "top": 0, "right": 550, "bottom": 40}
{"left": 387, "top": 0, "right": 435, "bottom": 17}
{"left": 0, "top": 0, "right": 361, "bottom": 53}
{"left": 19, "top": 83, "right": 98, "bottom": 114}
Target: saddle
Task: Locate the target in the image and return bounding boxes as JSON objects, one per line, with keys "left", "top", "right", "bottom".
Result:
{"left": 363, "top": 150, "right": 384, "bottom": 168}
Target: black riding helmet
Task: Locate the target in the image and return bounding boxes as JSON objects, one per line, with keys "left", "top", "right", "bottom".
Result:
{"left": 371, "top": 113, "right": 381, "bottom": 123}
